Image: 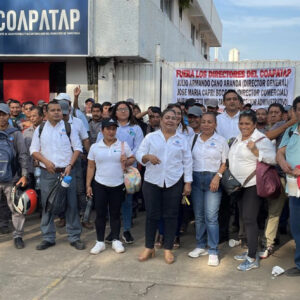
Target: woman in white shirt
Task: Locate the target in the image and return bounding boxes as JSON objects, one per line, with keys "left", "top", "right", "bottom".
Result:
{"left": 228, "top": 111, "right": 276, "bottom": 271}
{"left": 167, "top": 103, "right": 194, "bottom": 138}
{"left": 86, "top": 118, "right": 135, "bottom": 255}
{"left": 136, "top": 108, "right": 193, "bottom": 264}
{"left": 188, "top": 112, "right": 228, "bottom": 267}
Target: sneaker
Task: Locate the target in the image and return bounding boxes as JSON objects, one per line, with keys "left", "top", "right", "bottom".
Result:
{"left": 90, "top": 241, "right": 106, "bottom": 255}
{"left": 105, "top": 232, "right": 113, "bottom": 244}
{"left": 14, "top": 237, "right": 25, "bottom": 249}
{"left": 234, "top": 251, "right": 248, "bottom": 261}
{"left": 259, "top": 246, "right": 274, "bottom": 259}
{"left": 188, "top": 248, "right": 208, "bottom": 258}
{"left": 112, "top": 240, "right": 125, "bottom": 253}
{"left": 208, "top": 254, "right": 219, "bottom": 266}
{"left": 237, "top": 256, "right": 259, "bottom": 271}
{"left": 122, "top": 231, "right": 134, "bottom": 244}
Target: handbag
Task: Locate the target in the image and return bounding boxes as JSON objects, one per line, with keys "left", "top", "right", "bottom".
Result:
{"left": 121, "top": 142, "right": 141, "bottom": 194}
{"left": 254, "top": 137, "right": 282, "bottom": 198}
{"left": 221, "top": 161, "right": 255, "bottom": 195}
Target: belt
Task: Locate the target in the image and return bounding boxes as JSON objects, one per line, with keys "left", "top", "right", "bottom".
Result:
{"left": 41, "top": 167, "right": 65, "bottom": 173}
{"left": 197, "top": 171, "right": 216, "bottom": 175}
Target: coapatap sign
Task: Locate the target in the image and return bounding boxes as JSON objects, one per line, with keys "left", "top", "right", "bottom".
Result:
{"left": 173, "top": 67, "right": 295, "bottom": 107}
{"left": 0, "top": 0, "right": 88, "bottom": 56}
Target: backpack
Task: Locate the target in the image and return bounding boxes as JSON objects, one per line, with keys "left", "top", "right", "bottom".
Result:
{"left": 0, "top": 128, "right": 18, "bottom": 182}
{"left": 39, "top": 121, "right": 71, "bottom": 143}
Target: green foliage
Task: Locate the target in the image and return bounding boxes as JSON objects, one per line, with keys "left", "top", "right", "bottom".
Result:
{"left": 179, "top": 0, "right": 191, "bottom": 10}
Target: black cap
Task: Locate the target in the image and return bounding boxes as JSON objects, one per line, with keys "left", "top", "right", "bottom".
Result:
{"left": 101, "top": 118, "right": 119, "bottom": 128}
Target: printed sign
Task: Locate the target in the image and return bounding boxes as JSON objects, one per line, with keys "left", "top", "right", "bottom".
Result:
{"left": 173, "top": 67, "right": 295, "bottom": 107}
{"left": 0, "top": 0, "right": 88, "bottom": 55}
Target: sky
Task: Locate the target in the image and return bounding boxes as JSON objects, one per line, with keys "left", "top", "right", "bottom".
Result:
{"left": 213, "top": 0, "right": 300, "bottom": 61}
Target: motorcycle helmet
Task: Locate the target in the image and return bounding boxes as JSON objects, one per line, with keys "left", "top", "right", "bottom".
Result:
{"left": 11, "top": 185, "right": 38, "bottom": 215}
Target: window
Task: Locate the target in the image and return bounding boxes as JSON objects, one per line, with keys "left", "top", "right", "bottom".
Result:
{"left": 161, "top": 0, "right": 172, "bottom": 21}
{"left": 201, "top": 40, "right": 208, "bottom": 58}
{"left": 191, "top": 24, "right": 195, "bottom": 45}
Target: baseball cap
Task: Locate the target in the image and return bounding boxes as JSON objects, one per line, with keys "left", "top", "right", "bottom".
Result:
{"left": 37, "top": 100, "right": 46, "bottom": 106}
{"left": 85, "top": 98, "right": 95, "bottom": 104}
{"left": 0, "top": 103, "right": 10, "bottom": 114}
{"left": 58, "top": 100, "right": 70, "bottom": 115}
{"left": 126, "top": 98, "right": 135, "bottom": 104}
{"left": 55, "top": 93, "right": 71, "bottom": 102}
{"left": 101, "top": 118, "right": 119, "bottom": 128}
{"left": 206, "top": 99, "right": 219, "bottom": 108}
{"left": 187, "top": 106, "right": 203, "bottom": 117}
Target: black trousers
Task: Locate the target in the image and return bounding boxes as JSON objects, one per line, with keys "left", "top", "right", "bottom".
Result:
{"left": 238, "top": 185, "right": 261, "bottom": 258}
{"left": 143, "top": 179, "right": 183, "bottom": 250}
{"left": 93, "top": 182, "right": 125, "bottom": 241}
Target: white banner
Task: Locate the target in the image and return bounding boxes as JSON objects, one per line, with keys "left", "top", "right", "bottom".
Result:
{"left": 173, "top": 67, "right": 295, "bottom": 107}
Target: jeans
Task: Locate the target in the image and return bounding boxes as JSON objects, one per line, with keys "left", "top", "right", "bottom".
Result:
{"left": 143, "top": 179, "right": 183, "bottom": 249}
{"left": 191, "top": 171, "right": 221, "bottom": 255}
{"left": 289, "top": 196, "right": 300, "bottom": 270}
{"left": 40, "top": 169, "right": 82, "bottom": 243}
{"left": 74, "top": 157, "right": 87, "bottom": 215}
{"left": 122, "top": 194, "right": 133, "bottom": 231}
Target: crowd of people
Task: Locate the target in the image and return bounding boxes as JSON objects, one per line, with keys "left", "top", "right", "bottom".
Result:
{"left": 0, "top": 88, "right": 300, "bottom": 276}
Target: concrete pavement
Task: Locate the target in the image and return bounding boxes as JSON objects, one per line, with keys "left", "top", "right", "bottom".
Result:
{"left": 0, "top": 212, "right": 299, "bottom": 300}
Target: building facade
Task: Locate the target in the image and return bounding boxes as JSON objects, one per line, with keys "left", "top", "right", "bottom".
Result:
{"left": 0, "top": 0, "right": 222, "bottom": 107}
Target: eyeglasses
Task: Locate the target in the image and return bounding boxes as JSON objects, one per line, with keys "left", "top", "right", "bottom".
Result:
{"left": 117, "top": 108, "right": 129, "bottom": 112}
{"left": 149, "top": 115, "right": 160, "bottom": 119}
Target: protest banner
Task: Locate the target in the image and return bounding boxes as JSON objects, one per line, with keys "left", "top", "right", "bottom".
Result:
{"left": 173, "top": 67, "right": 295, "bottom": 107}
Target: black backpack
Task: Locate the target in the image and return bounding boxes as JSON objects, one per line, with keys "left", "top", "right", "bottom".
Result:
{"left": 0, "top": 128, "right": 18, "bottom": 182}
{"left": 39, "top": 121, "right": 71, "bottom": 143}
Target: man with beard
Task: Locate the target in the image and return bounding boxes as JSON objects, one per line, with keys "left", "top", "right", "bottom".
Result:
{"left": 256, "top": 108, "right": 268, "bottom": 133}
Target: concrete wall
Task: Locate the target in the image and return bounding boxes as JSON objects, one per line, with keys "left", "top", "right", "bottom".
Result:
{"left": 91, "top": 0, "right": 220, "bottom": 62}
{"left": 66, "top": 58, "right": 93, "bottom": 108}
{"left": 139, "top": 0, "right": 206, "bottom": 62}
{"left": 92, "top": 0, "right": 139, "bottom": 58}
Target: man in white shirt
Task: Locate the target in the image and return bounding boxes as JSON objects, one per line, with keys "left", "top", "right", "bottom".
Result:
{"left": 216, "top": 90, "right": 241, "bottom": 141}
{"left": 30, "top": 100, "right": 85, "bottom": 250}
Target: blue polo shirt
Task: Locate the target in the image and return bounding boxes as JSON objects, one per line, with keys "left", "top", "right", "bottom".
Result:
{"left": 279, "top": 123, "right": 300, "bottom": 168}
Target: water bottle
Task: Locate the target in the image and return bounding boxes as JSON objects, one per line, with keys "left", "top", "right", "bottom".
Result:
{"left": 229, "top": 239, "right": 241, "bottom": 248}
{"left": 34, "top": 167, "right": 41, "bottom": 190}
{"left": 61, "top": 176, "right": 72, "bottom": 188}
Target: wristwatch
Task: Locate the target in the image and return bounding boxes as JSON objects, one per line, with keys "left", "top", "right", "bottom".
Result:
{"left": 217, "top": 172, "right": 223, "bottom": 178}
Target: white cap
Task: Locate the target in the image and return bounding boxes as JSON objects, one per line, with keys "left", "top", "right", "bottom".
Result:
{"left": 55, "top": 93, "right": 71, "bottom": 102}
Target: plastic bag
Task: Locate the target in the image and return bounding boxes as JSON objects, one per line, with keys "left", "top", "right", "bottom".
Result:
{"left": 45, "top": 176, "right": 68, "bottom": 215}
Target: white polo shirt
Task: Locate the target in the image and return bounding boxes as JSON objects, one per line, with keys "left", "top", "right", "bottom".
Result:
{"left": 136, "top": 130, "right": 193, "bottom": 188}
{"left": 190, "top": 132, "right": 229, "bottom": 172}
{"left": 87, "top": 139, "right": 132, "bottom": 187}
{"left": 216, "top": 111, "right": 240, "bottom": 140}
{"left": 30, "top": 120, "right": 82, "bottom": 168}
